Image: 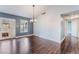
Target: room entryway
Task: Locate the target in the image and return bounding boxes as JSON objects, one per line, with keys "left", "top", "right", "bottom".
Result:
{"left": 0, "top": 18, "right": 16, "bottom": 39}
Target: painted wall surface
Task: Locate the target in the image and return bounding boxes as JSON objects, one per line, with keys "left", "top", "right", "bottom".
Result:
{"left": 0, "top": 12, "right": 33, "bottom": 36}
{"left": 34, "top": 6, "right": 79, "bottom": 43}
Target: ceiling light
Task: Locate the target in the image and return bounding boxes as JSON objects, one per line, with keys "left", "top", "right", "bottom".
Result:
{"left": 30, "top": 5, "right": 37, "bottom": 23}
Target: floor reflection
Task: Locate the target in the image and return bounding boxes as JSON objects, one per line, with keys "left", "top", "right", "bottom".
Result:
{"left": 0, "top": 37, "right": 30, "bottom": 54}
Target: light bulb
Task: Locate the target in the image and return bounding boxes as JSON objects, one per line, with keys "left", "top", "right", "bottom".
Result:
{"left": 34, "top": 19, "right": 37, "bottom": 22}
{"left": 30, "top": 19, "right": 37, "bottom": 23}
{"left": 30, "top": 19, "right": 33, "bottom": 22}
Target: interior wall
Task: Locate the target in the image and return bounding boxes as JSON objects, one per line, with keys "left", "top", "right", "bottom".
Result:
{"left": 34, "top": 6, "right": 79, "bottom": 43}
{"left": 71, "top": 20, "right": 78, "bottom": 37}
{"left": 0, "top": 12, "right": 33, "bottom": 37}
{"left": 34, "top": 10, "right": 61, "bottom": 43}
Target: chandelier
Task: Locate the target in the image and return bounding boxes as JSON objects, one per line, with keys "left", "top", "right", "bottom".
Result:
{"left": 30, "top": 5, "right": 37, "bottom": 23}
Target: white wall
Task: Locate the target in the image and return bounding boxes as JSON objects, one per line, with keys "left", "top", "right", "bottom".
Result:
{"left": 34, "top": 6, "right": 79, "bottom": 43}
{"left": 71, "top": 20, "right": 78, "bottom": 37}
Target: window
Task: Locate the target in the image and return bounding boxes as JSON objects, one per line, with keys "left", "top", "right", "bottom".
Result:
{"left": 20, "top": 19, "right": 28, "bottom": 33}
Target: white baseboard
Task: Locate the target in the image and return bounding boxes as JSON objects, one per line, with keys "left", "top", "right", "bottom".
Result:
{"left": 16, "top": 34, "right": 34, "bottom": 38}
{"left": 0, "top": 34, "right": 35, "bottom": 40}
{"left": 33, "top": 34, "right": 61, "bottom": 44}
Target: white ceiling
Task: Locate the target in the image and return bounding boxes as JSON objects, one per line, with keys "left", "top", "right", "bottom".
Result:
{"left": 0, "top": 5, "right": 48, "bottom": 18}
{"left": 0, "top": 5, "right": 79, "bottom": 18}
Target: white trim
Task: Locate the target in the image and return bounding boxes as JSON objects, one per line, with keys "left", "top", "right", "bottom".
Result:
{"left": 16, "top": 34, "right": 34, "bottom": 38}
{"left": 34, "top": 34, "right": 61, "bottom": 44}
{"left": 0, "top": 34, "right": 34, "bottom": 40}
{"left": 61, "top": 36, "right": 65, "bottom": 43}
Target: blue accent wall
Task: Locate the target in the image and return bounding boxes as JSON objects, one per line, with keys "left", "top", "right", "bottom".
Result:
{"left": 0, "top": 12, "right": 33, "bottom": 36}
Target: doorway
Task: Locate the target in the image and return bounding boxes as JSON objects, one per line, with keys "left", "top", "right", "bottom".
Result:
{"left": 0, "top": 18, "right": 16, "bottom": 39}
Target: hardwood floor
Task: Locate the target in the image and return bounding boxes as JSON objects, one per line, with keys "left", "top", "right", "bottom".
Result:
{"left": 29, "top": 35, "right": 79, "bottom": 54}
{"left": 61, "top": 35, "right": 79, "bottom": 54}
{"left": 0, "top": 35, "right": 79, "bottom": 54}
{"left": 0, "top": 37, "right": 30, "bottom": 54}
{"left": 28, "top": 36, "right": 60, "bottom": 54}
{"left": 0, "top": 35, "right": 60, "bottom": 54}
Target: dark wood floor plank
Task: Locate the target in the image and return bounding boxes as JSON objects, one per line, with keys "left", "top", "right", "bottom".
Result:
{"left": 28, "top": 35, "right": 60, "bottom": 54}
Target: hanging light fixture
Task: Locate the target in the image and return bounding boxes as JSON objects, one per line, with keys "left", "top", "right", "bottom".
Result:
{"left": 30, "top": 5, "right": 37, "bottom": 23}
